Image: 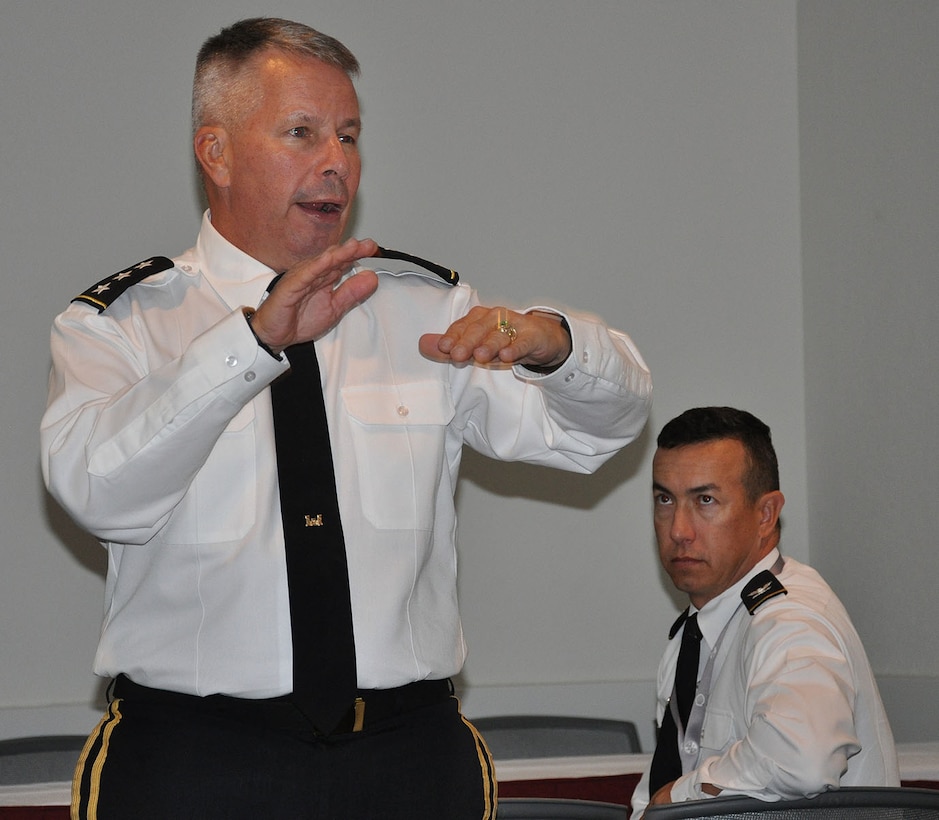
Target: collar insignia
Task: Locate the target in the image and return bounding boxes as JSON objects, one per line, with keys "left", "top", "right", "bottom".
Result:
{"left": 741, "top": 569, "right": 787, "bottom": 615}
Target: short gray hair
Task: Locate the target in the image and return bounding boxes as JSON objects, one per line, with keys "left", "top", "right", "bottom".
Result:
{"left": 192, "top": 17, "right": 360, "bottom": 135}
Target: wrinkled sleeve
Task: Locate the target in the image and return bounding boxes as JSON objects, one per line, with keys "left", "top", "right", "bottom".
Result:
{"left": 672, "top": 608, "right": 863, "bottom": 804}
{"left": 454, "top": 297, "right": 652, "bottom": 472}
{"left": 41, "top": 305, "right": 287, "bottom": 544}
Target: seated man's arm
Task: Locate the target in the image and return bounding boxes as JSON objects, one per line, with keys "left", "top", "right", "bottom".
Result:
{"left": 670, "top": 607, "right": 862, "bottom": 804}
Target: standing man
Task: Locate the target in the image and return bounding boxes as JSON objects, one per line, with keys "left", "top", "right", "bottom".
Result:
{"left": 630, "top": 407, "right": 897, "bottom": 818}
{"left": 40, "top": 17, "right": 652, "bottom": 820}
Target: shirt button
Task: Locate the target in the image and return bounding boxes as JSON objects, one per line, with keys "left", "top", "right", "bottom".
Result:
{"left": 225, "top": 355, "right": 238, "bottom": 367}
{"left": 244, "top": 371, "right": 256, "bottom": 382}
{"left": 695, "top": 693, "right": 706, "bottom": 707}
{"left": 181, "top": 265, "right": 192, "bottom": 272}
{"left": 582, "top": 350, "right": 589, "bottom": 363}
{"left": 683, "top": 740, "right": 699, "bottom": 755}
{"left": 564, "top": 372, "right": 576, "bottom": 383}
{"left": 397, "top": 405, "right": 409, "bottom": 417}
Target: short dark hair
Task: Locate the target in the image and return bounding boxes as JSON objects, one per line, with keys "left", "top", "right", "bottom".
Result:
{"left": 192, "top": 18, "right": 360, "bottom": 133}
{"left": 656, "top": 407, "right": 780, "bottom": 503}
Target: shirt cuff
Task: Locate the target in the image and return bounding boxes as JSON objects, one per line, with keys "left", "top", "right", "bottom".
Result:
{"left": 511, "top": 307, "right": 575, "bottom": 381}
{"left": 670, "top": 771, "right": 707, "bottom": 804}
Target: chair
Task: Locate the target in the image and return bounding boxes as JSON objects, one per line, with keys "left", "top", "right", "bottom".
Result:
{"left": 0, "top": 735, "right": 86, "bottom": 785}
{"left": 472, "top": 715, "right": 641, "bottom": 759}
{"left": 643, "top": 786, "right": 939, "bottom": 819}
{"left": 497, "top": 797, "right": 628, "bottom": 818}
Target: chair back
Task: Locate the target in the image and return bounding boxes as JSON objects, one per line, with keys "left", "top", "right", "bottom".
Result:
{"left": 472, "top": 715, "right": 641, "bottom": 759}
{"left": 0, "top": 735, "right": 86, "bottom": 785}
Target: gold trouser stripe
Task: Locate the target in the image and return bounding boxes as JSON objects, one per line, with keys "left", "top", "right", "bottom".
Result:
{"left": 71, "top": 698, "right": 124, "bottom": 820}
{"left": 457, "top": 698, "right": 498, "bottom": 820}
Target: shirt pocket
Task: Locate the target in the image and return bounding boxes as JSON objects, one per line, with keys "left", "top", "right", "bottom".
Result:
{"left": 162, "top": 402, "right": 257, "bottom": 544}
{"left": 341, "top": 381, "right": 455, "bottom": 531}
{"left": 700, "top": 706, "right": 736, "bottom": 757}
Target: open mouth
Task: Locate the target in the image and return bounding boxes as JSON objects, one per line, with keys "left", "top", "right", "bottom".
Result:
{"left": 296, "top": 197, "right": 345, "bottom": 216}
{"left": 305, "top": 201, "right": 343, "bottom": 214}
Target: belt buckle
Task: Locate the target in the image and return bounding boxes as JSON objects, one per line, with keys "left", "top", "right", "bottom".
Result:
{"left": 352, "top": 697, "right": 365, "bottom": 732}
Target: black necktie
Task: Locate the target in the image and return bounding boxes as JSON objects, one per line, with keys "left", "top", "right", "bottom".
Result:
{"left": 649, "top": 611, "right": 702, "bottom": 794}
{"left": 270, "top": 338, "right": 357, "bottom": 734}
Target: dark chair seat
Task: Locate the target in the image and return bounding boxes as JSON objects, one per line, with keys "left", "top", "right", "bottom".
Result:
{"left": 497, "top": 797, "right": 628, "bottom": 818}
{"left": 643, "top": 786, "right": 939, "bottom": 819}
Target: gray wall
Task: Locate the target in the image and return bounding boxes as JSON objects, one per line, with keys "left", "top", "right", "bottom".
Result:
{"left": 0, "top": 0, "right": 933, "bottom": 750}
{"left": 799, "top": 0, "right": 939, "bottom": 742}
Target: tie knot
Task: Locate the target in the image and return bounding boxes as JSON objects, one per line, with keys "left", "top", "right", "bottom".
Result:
{"left": 684, "top": 613, "right": 702, "bottom": 642}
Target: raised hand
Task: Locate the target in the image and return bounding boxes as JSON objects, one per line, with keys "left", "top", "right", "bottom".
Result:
{"left": 249, "top": 238, "right": 379, "bottom": 354}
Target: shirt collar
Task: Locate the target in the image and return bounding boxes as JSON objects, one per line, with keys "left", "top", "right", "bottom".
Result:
{"left": 198, "top": 211, "right": 275, "bottom": 280}
{"left": 195, "top": 211, "right": 278, "bottom": 309}
{"left": 692, "top": 547, "right": 782, "bottom": 648}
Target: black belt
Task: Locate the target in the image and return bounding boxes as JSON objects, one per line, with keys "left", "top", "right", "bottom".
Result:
{"left": 111, "top": 674, "right": 453, "bottom": 736}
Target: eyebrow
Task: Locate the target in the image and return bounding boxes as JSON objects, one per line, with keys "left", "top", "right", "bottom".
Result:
{"left": 652, "top": 481, "right": 720, "bottom": 496}
{"left": 284, "top": 112, "right": 362, "bottom": 131}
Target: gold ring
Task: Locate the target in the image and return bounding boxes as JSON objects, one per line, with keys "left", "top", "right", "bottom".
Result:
{"left": 497, "top": 308, "right": 517, "bottom": 342}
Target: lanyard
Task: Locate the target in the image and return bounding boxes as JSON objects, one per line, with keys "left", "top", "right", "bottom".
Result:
{"left": 670, "top": 555, "right": 785, "bottom": 773}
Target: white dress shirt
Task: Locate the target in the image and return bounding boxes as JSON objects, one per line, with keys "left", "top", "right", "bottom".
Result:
{"left": 41, "top": 212, "right": 652, "bottom": 697}
{"left": 630, "top": 548, "right": 899, "bottom": 818}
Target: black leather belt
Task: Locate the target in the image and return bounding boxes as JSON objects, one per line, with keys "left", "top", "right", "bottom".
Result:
{"left": 112, "top": 674, "right": 453, "bottom": 736}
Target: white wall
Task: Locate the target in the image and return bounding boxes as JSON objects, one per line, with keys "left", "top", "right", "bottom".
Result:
{"left": 2, "top": 0, "right": 926, "bottom": 754}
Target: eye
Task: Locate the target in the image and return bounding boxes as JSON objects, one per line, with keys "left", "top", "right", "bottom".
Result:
{"left": 653, "top": 492, "right": 673, "bottom": 506}
{"left": 338, "top": 133, "right": 357, "bottom": 145}
{"left": 698, "top": 494, "right": 715, "bottom": 505}
{"left": 288, "top": 126, "right": 311, "bottom": 139}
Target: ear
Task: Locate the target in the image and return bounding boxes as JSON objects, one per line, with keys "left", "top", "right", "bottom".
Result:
{"left": 194, "top": 126, "right": 232, "bottom": 189}
{"left": 757, "top": 490, "right": 785, "bottom": 537}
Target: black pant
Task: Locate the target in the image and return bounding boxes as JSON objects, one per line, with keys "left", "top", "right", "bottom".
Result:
{"left": 72, "top": 680, "right": 497, "bottom": 819}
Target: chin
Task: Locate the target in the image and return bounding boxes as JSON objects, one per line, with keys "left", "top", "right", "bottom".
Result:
{"left": 668, "top": 573, "right": 702, "bottom": 598}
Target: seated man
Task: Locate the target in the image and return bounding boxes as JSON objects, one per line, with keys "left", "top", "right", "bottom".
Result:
{"left": 630, "top": 407, "right": 898, "bottom": 818}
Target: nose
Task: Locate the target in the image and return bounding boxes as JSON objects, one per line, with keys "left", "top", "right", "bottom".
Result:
{"left": 321, "top": 134, "right": 350, "bottom": 180}
{"left": 669, "top": 503, "right": 695, "bottom": 544}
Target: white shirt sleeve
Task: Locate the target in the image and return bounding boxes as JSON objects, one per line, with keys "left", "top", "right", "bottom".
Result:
{"left": 455, "top": 304, "right": 652, "bottom": 473}
{"left": 41, "top": 305, "right": 287, "bottom": 544}
{"left": 692, "top": 605, "right": 863, "bottom": 800}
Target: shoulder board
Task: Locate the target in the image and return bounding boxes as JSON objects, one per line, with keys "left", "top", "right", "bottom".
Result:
{"left": 741, "top": 569, "right": 788, "bottom": 615}
{"left": 71, "top": 256, "right": 175, "bottom": 313}
{"left": 668, "top": 607, "right": 691, "bottom": 639}
{"left": 376, "top": 247, "right": 459, "bottom": 286}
